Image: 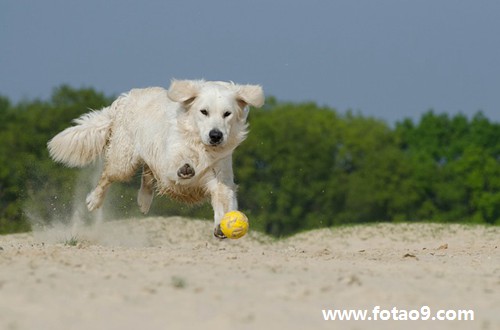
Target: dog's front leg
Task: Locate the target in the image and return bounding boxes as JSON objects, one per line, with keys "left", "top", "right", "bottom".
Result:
{"left": 208, "top": 180, "right": 238, "bottom": 239}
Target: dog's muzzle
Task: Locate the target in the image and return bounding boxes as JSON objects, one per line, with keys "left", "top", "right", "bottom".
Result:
{"left": 208, "top": 129, "right": 224, "bottom": 146}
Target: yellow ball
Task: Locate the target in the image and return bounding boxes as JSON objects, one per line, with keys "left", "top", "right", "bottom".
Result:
{"left": 220, "top": 211, "right": 249, "bottom": 239}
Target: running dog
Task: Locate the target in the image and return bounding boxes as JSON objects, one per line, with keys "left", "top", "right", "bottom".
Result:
{"left": 47, "top": 79, "right": 264, "bottom": 238}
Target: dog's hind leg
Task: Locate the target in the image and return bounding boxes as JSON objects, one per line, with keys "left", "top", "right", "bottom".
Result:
{"left": 86, "top": 171, "right": 112, "bottom": 212}
{"left": 137, "top": 164, "right": 155, "bottom": 214}
{"left": 86, "top": 156, "right": 140, "bottom": 212}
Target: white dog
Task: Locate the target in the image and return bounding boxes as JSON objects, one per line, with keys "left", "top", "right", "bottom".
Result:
{"left": 47, "top": 80, "right": 264, "bottom": 238}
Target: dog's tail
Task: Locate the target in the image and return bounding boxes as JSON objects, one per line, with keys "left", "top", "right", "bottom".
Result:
{"left": 47, "top": 106, "right": 113, "bottom": 167}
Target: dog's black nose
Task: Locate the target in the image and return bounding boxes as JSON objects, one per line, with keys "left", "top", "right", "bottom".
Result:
{"left": 209, "top": 129, "right": 223, "bottom": 145}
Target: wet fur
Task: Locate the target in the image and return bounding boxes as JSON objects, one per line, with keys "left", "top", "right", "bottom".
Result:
{"left": 47, "top": 80, "right": 264, "bottom": 233}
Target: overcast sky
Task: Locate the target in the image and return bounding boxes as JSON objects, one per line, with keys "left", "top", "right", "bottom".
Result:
{"left": 2, "top": 1, "right": 500, "bottom": 123}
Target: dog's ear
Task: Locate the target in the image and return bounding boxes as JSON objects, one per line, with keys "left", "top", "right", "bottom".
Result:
{"left": 167, "top": 80, "right": 201, "bottom": 106}
{"left": 236, "top": 85, "right": 265, "bottom": 109}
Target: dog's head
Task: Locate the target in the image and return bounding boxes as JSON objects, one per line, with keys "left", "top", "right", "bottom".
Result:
{"left": 168, "top": 80, "right": 264, "bottom": 147}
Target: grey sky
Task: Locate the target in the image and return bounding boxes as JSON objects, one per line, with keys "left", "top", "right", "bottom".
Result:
{"left": 2, "top": 0, "right": 500, "bottom": 123}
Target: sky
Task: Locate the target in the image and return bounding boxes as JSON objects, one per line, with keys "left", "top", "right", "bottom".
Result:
{"left": 2, "top": 0, "right": 500, "bottom": 124}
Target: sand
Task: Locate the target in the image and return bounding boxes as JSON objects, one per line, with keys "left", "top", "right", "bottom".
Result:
{"left": 0, "top": 217, "right": 498, "bottom": 330}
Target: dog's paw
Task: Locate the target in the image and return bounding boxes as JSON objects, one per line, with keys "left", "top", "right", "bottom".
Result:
{"left": 86, "top": 191, "right": 102, "bottom": 212}
{"left": 213, "top": 225, "right": 227, "bottom": 239}
{"left": 137, "top": 189, "right": 153, "bottom": 214}
{"left": 177, "top": 163, "right": 195, "bottom": 179}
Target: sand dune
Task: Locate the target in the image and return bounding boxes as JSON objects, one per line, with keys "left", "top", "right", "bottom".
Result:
{"left": 0, "top": 217, "right": 498, "bottom": 330}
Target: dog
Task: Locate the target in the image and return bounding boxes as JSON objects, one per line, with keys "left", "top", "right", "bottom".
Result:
{"left": 47, "top": 80, "right": 264, "bottom": 238}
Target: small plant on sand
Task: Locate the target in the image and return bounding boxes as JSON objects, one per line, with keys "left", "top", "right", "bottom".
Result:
{"left": 171, "top": 276, "right": 187, "bottom": 289}
{"left": 64, "top": 236, "right": 79, "bottom": 246}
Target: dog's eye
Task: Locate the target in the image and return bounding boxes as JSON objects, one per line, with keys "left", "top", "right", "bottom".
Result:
{"left": 200, "top": 109, "right": 208, "bottom": 116}
{"left": 223, "top": 111, "right": 232, "bottom": 118}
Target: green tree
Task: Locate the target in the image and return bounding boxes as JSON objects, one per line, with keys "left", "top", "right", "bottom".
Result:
{"left": 235, "top": 104, "right": 415, "bottom": 235}
{"left": 0, "top": 87, "right": 111, "bottom": 233}
{"left": 396, "top": 110, "right": 500, "bottom": 224}
{"left": 2, "top": 88, "right": 499, "bottom": 236}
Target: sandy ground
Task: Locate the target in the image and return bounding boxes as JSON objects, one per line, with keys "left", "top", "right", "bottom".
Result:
{"left": 0, "top": 217, "right": 498, "bottom": 330}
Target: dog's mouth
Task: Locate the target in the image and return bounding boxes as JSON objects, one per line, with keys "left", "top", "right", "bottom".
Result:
{"left": 202, "top": 140, "right": 223, "bottom": 148}
{"left": 209, "top": 140, "right": 223, "bottom": 147}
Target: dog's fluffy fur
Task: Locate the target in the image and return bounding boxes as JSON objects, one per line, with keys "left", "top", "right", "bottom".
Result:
{"left": 48, "top": 80, "right": 264, "bottom": 237}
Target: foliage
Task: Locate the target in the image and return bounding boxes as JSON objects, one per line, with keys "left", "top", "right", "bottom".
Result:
{"left": 0, "top": 87, "right": 499, "bottom": 236}
{"left": 0, "top": 86, "right": 112, "bottom": 233}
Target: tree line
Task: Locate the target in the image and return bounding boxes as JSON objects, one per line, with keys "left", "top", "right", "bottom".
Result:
{"left": 1, "top": 86, "right": 499, "bottom": 236}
